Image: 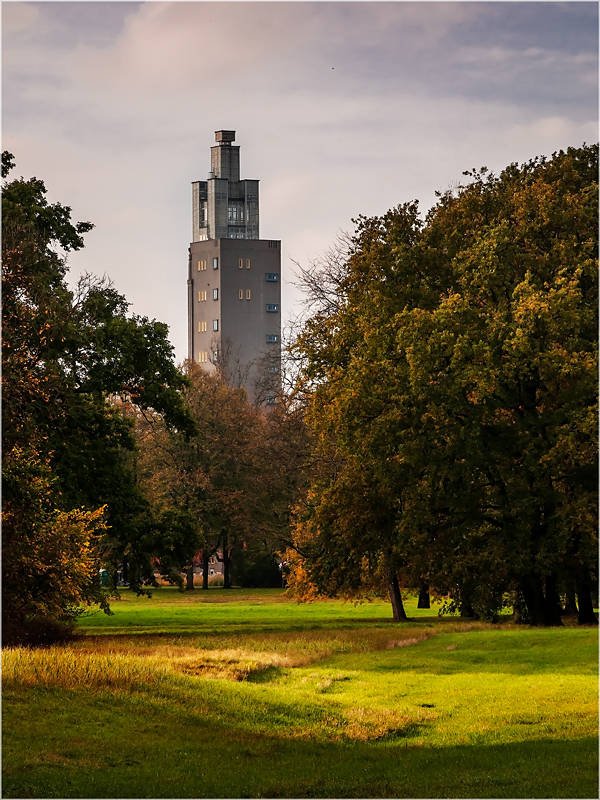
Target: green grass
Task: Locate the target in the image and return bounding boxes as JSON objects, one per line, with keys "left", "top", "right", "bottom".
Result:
{"left": 77, "top": 587, "right": 443, "bottom": 633}
{"left": 3, "top": 588, "right": 598, "bottom": 798}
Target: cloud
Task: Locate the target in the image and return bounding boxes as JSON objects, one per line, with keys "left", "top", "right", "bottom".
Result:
{"left": 2, "top": 1, "right": 597, "bottom": 362}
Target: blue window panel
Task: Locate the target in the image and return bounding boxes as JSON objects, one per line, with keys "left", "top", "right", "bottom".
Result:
{"left": 266, "top": 273, "right": 279, "bottom": 282}
{"left": 266, "top": 304, "right": 279, "bottom": 312}
{"left": 266, "top": 334, "right": 279, "bottom": 343}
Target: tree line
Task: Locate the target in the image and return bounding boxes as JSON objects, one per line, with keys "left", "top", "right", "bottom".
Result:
{"left": 287, "top": 144, "right": 598, "bottom": 626}
{"left": 2, "top": 145, "right": 597, "bottom": 644}
{"left": 1, "top": 152, "right": 308, "bottom": 645}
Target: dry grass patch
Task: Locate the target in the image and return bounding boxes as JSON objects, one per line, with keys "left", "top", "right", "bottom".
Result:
{"left": 2, "top": 648, "right": 171, "bottom": 690}
{"left": 73, "top": 623, "right": 454, "bottom": 662}
{"left": 3, "top": 621, "right": 497, "bottom": 690}
{"left": 170, "top": 648, "right": 293, "bottom": 680}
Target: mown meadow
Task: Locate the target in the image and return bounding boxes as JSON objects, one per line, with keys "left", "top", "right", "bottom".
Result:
{"left": 3, "top": 588, "right": 598, "bottom": 799}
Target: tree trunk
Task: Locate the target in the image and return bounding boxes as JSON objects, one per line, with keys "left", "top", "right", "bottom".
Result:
{"left": 562, "top": 583, "right": 578, "bottom": 616}
{"left": 417, "top": 582, "right": 430, "bottom": 609}
{"left": 202, "top": 552, "right": 210, "bottom": 590}
{"left": 513, "top": 590, "right": 529, "bottom": 623}
{"left": 576, "top": 574, "right": 598, "bottom": 625}
{"left": 521, "top": 575, "right": 563, "bottom": 626}
{"left": 222, "top": 544, "right": 231, "bottom": 589}
{"left": 185, "top": 564, "right": 195, "bottom": 591}
{"left": 128, "top": 562, "right": 139, "bottom": 593}
{"left": 520, "top": 576, "right": 547, "bottom": 626}
{"left": 544, "top": 575, "right": 564, "bottom": 627}
{"left": 458, "top": 589, "right": 478, "bottom": 619}
{"left": 385, "top": 563, "right": 407, "bottom": 622}
{"left": 459, "top": 602, "right": 477, "bottom": 619}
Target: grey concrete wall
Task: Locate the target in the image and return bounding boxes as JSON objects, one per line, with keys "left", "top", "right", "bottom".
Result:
{"left": 189, "top": 239, "right": 281, "bottom": 403}
{"left": 211, "top": 143, "right": 240, "bottom": 182}
{"left": 189, "top": 132, "right": 279, "bottom": 403}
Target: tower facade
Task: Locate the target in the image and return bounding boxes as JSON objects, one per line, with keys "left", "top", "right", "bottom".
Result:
{"left": 187, "top": 131, "right": 281, "bottom": 404}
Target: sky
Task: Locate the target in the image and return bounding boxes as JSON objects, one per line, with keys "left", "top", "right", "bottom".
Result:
{"left": 3, "top": 1, "right": 598, "bottom": 364}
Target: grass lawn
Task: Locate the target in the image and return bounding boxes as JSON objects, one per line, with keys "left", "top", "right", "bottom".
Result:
{"left": 2, "top": 588, "right": 598, "bottom": 798}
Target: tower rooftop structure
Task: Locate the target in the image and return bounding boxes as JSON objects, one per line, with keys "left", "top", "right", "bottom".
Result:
{"left": 191, "top": 130, "right": 259, "bottom": 242}
{"left": 187, "top": 131, "right": 281, "bottom": 405}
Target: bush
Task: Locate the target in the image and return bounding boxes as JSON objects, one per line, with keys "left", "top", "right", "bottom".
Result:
{"left": 230, "top": 546, "right": 282, "bottom": 588}
{"left": 2, "top": 615, "right": 82, "bottom": 648}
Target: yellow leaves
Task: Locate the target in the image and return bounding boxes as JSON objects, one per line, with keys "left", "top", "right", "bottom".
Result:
{"left": 283, "top": 547, "right": 321, "bottom": 603}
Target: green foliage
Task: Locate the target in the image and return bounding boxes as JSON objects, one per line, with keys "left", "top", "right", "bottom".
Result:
{"left": 136, "top": 363, "right": 299, "bottom": 589}
{"left": 1, "top": 154, "right": 195, "bottom": 640}
{"left": 291, "top": 145, "right": 598, "bottom": 625}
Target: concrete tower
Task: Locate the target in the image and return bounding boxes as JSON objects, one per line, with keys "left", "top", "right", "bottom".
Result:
{"left": 187, "top": 131, "right": 281, "bottom": 404}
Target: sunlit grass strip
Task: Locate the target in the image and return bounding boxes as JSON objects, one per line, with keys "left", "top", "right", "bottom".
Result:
{"left": 1, "top": 644, "right": 329, "bottom": 687}
{"left": 2, "top": 623, "right": 492, "bottom": 689}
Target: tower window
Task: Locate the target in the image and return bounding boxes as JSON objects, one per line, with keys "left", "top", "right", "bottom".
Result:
{"left": 213, "top": 319, "right": 219, "bottom": 331}
{"left": 212, "top": 257, "right": 219, "bottom": 270}
{"left": 213, "top": 288, "right": 219, "bottom": 300}
{"left": 238, "top": 290, "right": 244, "bottom": 300}
{"left": 197, "top": 260, "right": 207, "bottom": 271}
{"left": 246, "top": 259, "right": 251, "bottom": 269}
{"left": 266, "top": 334, "right": 279, "bottom": 343}
{"left": 266, "top": 395, "right": 276, "bottom": 405}
{"left": 198, "top": 351, "right": 208, "bottom": 363}
{"left": 266, "top": 273, "right": 279, "bottom": 282}
{"left": 198, "top": 291, "right": 207, "bottom": 302}
{"left": 266, "top": 304, "right": 279, "bottom": 313}
{"left": 268, "top": 365, "right": 279, "bottom": 374}
{"left": 198, "top": 321, "right": 207, "bottom": 332}
{"left": 246, "top": 290, "right": 251, "bottom": 300}
{"left": 228, "top": 206, "right": 243, "bottom": 222}
{"left": 238, "top": 259, "right": 244, "bottom": 269}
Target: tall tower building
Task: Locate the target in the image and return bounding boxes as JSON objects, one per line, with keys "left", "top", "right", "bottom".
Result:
{"left": 187, "top": 131, "right": 281, "bottom": 404}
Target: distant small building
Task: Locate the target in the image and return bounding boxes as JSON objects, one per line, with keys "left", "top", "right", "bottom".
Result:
{"left": 187, "top": 131, "right": 281, "bottom": 404}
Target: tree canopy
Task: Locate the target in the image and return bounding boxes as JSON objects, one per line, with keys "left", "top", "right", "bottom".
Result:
{"left": 136, "top": 361, "right": 308, "bottom": 590}
{"left": 2, "top": 153, "right": 195, "bottom": 643}
{"left": 289, "top": 145, "right": 598, "bottom": 625}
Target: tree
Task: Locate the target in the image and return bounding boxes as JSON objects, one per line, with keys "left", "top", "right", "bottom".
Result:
{"left": 137, "top": 360, "right": 311, "bottom": 590}
{"left": 137, "top": 363, "right": 263, "bottom": 589}
{"left": 288, "top": 203, "right": 429, "bottom": 620}
{"left": 290, "top": 145, "right": 598, "bottom": 625}
{"left": 2, "top": 153, "right": 195, "bottom": 642}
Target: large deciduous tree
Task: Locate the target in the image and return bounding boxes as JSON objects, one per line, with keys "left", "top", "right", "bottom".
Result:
{"left": 290, "top": 145, "right": 598, "bottom": 625}
{"left": 2, "top": 153, "right": 194, "bottom": 642}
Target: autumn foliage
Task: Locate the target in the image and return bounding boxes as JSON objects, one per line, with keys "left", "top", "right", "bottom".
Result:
{"left": 1, "top": 153, "right": 194, "bottom": 643}
{"left": 290, "top": 145, "right": 598, "bottom": 625}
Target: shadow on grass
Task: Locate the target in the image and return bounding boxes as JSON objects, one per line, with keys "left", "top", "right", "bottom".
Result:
{"left": 245, "top": 664, "right": 284, "bottom": 683}
{"left": 3, "top": 688, "right": 597, "bottom": 800}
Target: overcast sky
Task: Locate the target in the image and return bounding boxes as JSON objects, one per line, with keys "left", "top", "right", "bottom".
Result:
{"left": 3, "top": 1, "right": 598, "bottom": 363}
